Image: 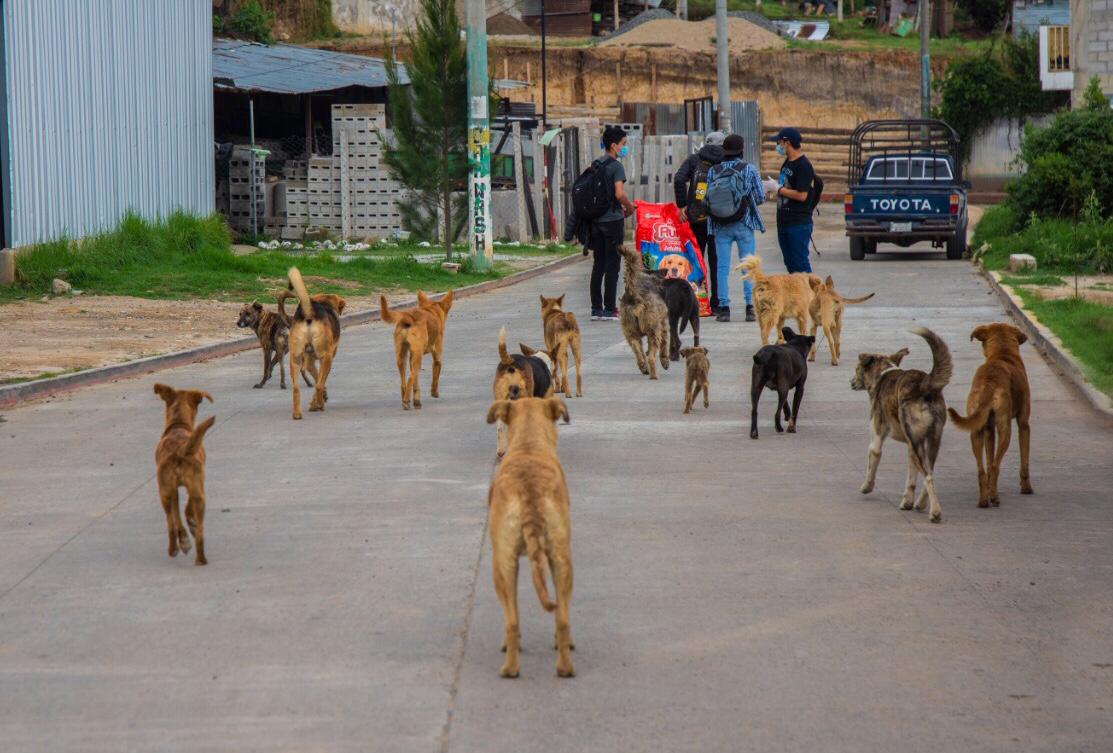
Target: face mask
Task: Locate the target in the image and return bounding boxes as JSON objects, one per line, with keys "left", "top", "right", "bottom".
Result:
{"left": 775, "top": 143, "right": 786, "bottom": 157}
{"left": 618, "top": 145, "right": 629, "bottom": 158}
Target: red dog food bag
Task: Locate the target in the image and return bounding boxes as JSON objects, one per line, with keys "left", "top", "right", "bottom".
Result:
{"left": 634, "top": 201, "right": 713, "bottom": 317}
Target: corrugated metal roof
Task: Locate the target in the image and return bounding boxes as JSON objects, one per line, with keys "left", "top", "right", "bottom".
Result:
{"left": 213, "top": 38, "right": 409, "bottom": 94}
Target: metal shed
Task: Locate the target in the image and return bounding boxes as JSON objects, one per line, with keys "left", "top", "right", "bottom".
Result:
{"left": 0, "top": 0, "right": 214, "bottom": 248}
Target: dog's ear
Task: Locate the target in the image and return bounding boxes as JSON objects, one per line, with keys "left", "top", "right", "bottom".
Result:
{"left": 679, "top": 347, "right": 694, "bottom": 358}
{"left": 186, "top": 390, "right": 214, "bottom": 407}
{"left": 697, "top": 346, "right": 709, "bottom": 355}
{"left": 889, "top": 347, "right": 910, "bottom": 365}
{"left": 1010, "top": 325, "right": 1028, "bottom": 345}
{"left": 519, "top": 343, "right": 537, "bottom": 357}
{"left": 486, "top": 400, "right": 511, "bottom": 425}
{"left": 438, "top": 289, "right": 454, "bottom": 311}
{"left": 970, "top": 325, "right": 989, "bottom": 343}
{"left": 858, "top": 354, "right": 874, "bottom": 368}
{"left": 539, "top": 294, "right": 547, "bottom": 306}
{"left": 153, "top": 383, "right": 176, "bottom": 403}
{"left": 556, "top": 294, "right": 565, "bottom": 307}
{"left": 252, "top": 300, "right": 263, "bottom": 311}
{"left": 825, "top": 275, "right": 834, "bottom": 288}
{"left": 781, "top": 326, "right": 796, "bottom": 340}
{"left": 545, "top": 397, "right": 570, "bottom": 425}
{"left": 335, "top": 296, "right": 347, "bottom": 314}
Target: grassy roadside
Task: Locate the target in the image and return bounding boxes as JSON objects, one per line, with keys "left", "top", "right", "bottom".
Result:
{"left": 0, "top": 213, "right": 576, "bottom": 304}
{"left": 974, "top": 204, "right": 1113, "bottom": 397}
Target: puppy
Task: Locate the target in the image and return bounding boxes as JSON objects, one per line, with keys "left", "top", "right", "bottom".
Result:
{"left": 493, "top": 326, "right": 555, "bottom": 457}
{"left": 618, "top": 246, "right": 670, "bottom": 379}
{"left": 282, "top": 268, "right": 346, "bottom": 420}
{"left": 738, "top": 255, "right": 822, "bottom": 346}
{"left": 486, "top": 397, "right": 574, "bottom": 678}
{"left": 680, "top": 346, "right": 710, "bottom": 414}
{"left": 649, "top": 269, "right": 701, "bottom": 362}
{"left": 947, "top": 323, "right": 1034, "bottom": 507}
{"left": 153, "top": 383, "right": 215, "bottom": 566}
{"left": 539, "top": 294, "right": 583, "bottom": 398}
{"left": 851, "top": 328, "right": 952, "bottom": 523}
{"left": 380, "top": 289, "right": 454, "bottom": 410}
{"left": 750, "top": 327, "right": 816, "bottom": 439}
{"left": 807, "top": 276, "right": 874, "bottom": 366}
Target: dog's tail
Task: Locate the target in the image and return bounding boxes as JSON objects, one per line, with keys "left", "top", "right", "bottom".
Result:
{"left": 947, "top": 400, "right": 993, "bottom": 432}
{"left": 287, "top": 267, "right": 314, "bottom": 320}
{"left": 737, "top": 255, "right": 765, "bottom": 284}
{"left": 524, "top": 523, "right": 556, "bottom": 612}
{"left": 837, "top": 291, "right": 876, "bottom": 305}
{"left": 752, "top": 348, "right": 774, "bottom": 366}
{"left": 177, "top": 416, "right": 215, "bottom": 459}
{"left": 913, "top": 327, "right": 953, "bottom": 395}
{"left": 379, "top": 295, "right": 409, "bottom": 327}
{"left": 276, "top": 290, "right": 294, "bottom": 326}
{"left": 498, "top": 326, "right": 512, "bottom": 365}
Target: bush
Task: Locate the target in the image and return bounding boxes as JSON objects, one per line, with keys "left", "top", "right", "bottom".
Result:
{"left": 229, "top": 0, "right": 275, "bottom": 44}
{"left": 956, "top": 0, "right": 1009, "bottom": 33}
{"left": 974, "top": 199, "right": 1113, "bottom": 274}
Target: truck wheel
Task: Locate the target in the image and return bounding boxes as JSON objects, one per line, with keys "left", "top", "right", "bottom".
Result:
{"left": 946, "top": 223, "right": 967, "bottom": 260}
{"left": 850, "top": 236, "right": 866, "bottom": 260}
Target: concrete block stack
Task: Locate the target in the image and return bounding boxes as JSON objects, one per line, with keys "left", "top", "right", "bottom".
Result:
{"left": 330, "top": 103, "right": 403, "bottom": 237}
{"left": 227, "top": 147, "right": 265, "bottom": 232}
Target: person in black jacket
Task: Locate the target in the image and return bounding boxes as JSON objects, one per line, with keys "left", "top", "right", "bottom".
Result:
{"left": 674, "top": 131, "right": 725, "bottom": 313}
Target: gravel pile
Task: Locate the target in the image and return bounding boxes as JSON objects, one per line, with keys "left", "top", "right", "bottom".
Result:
{"left": 606, "top": 9, "right": 675, "bottom": 40}
{"left": 727, "top": 10, "right": 779, "bottom": 35}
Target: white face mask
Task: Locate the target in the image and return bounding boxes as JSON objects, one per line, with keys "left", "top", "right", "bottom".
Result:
{"left": 776, "top": 143, "right": 786, "bottom": 157}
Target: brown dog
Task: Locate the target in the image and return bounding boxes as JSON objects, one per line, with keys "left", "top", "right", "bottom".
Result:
{"left": 850, "top": 328, "right": 952, "bottom": 523}
{"left": 807, "top": 276, "right": 874, "bottom": 366}
{"left": 947, "top": 323, "right": 1034, "bottom": 507}
{"left": 738, "top": 255, "right": 822, "bottom": 345}
{"left": 539, "top": 294, "right": 583, "bottom": 398}
{"left": 153, "top": 384, "right": 215, "bottom": 565}
{"left": 485, "top": 397, "right": 575, "bottom": 678}
{"left": 282, "top": 267, "right": 346, "bottom": 420}
{"left": 380, "top": 289, "right": 454, "bottom": 410}
{"left": 618, "top": 245, "right": 670, "bottom": 379}
{"left": 680, "top": 346, "right": 710, "bottom": 414}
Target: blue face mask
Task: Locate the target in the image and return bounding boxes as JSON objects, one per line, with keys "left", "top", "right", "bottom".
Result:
{"left": 618, "top": 145, "right": 629, "bottom": 158}
{"left": 775, "top": 143, "right": 786, "bottom": 157}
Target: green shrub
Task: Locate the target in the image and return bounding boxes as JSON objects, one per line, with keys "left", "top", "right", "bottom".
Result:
{"left": 975, "top": 201, "right": 1113, "bottom": 275}
{"left": 229, "top": 0, "right": 275, "bottom": 44}
{"left": 956, "top": 0, "right": 1009, "bottom": 33}
{"left": 971, "top": 203, "right": 1018, "bottom": 246}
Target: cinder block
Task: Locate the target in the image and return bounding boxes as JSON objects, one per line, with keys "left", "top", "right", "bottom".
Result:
{"left": 1009, "top": 254, "right": 1037, "bottom": 273}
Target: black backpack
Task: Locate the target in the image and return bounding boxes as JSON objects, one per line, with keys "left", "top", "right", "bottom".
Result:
{"left": 571, "top": 158, "right": 615, "bottom": 221}
{"left": 806, "top": 172, "right": 824, "bottom": 213}
{"left": 686, "top": 158, "right": 715, "bottom": 223}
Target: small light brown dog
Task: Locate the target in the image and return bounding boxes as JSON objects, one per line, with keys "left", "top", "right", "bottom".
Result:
{"left": 380, "top": 289, "right": 454, "bottom": 410}
{"left": 947, "top": 323, "right": 1034, "bottom": 507}
{"left": 282, "top": 267, "right": 346, "bottom": 420}
{"left": 485, "top": 396, "right": 575, "bottom": 679}
{"left": 539, "top": 294, "right": 583, "bottom": 397}
{"left": 680, "top": 346, "right": 710, "bottom": 414}
{"left": 738, "top": 255, "right": 821, "bottom": 345}
{"left": 807, "top": 275, "right": 875, "bottom": 366}
{"left": 153, "top": 383, "right": 215, "bottom": 566}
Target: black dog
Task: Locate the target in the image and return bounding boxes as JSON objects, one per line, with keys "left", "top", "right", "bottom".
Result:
{"left": 649, "top": 270, "right": 700, "bottom": 362}
{"left": 750, "top": 326, "right": 816, "bottom": 439}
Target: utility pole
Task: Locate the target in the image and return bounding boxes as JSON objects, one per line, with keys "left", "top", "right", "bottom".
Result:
{"left": 466, "top": 0, "right": 493, "bottom": 271}
{"left": 541, "top": 0, "right": 548, "bottom": 126}
{"left": 715, "top": 0, "right": 731, "bottom": 133}
{"left": 678, "top": 0, "right": 687, "bottom": 20}
{"left": 919, "top": 0, "right": 930, "bottom": 118}
{"left": 837, "top": 0, "right": 843, "bottom": 22}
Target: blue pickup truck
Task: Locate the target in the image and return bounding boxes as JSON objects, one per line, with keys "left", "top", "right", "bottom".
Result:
{"left": 844, "top": 120, "right": 968, "bottom": 260}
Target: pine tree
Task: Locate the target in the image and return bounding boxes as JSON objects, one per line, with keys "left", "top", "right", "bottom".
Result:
{"left": 382, "top": 0, "right": 467, "bottom": 259}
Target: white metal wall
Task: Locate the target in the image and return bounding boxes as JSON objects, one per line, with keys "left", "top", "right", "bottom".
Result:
{"left": 2, "top": 0, "right": 213, "bottom": 247}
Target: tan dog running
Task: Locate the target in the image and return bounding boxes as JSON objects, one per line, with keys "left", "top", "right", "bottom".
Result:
{"left": 380, "top": 290, "right": 454, "bottom": 410}
{"left": 738, "top": 255, "right": 822, "bottom": 345}
{"left": 807, "top": 276, "right": 875, "bottom": 365}
{"left": 618, "top": 245, "right": 670, "bottom": 379}
{"left": 282, "top": 268, "right": 346, "bottom": 420}
{"left": 153, "top": 383, "right": 215, "bottom": 566}
{"left": 486, "top": 396, "right": 575, "bottom": 678}
{"left": 680, "top": 346, "right": 710, "bottom": 414}
{"left": 947, "top": 323, "right": 1034, "bottom": 508}
{"left": 539, "top": 294, "right": 583, "bottom": 398}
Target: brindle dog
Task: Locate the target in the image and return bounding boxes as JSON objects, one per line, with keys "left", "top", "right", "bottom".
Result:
{"left": 237, "top": 300, "right": 310, "bottom": 390}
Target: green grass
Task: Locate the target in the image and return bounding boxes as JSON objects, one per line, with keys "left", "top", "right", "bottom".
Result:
{"left": 972, "top": 203, "right": 1113, "bottom": 275}
{"left": 0, "top": 367, "right": 84, "bottom": 386}
{"left": 1, "top": 213, "right": 574, "bottom": 305}
{"left": 1013, "top": 288, "right": 1113, "bottom": 397}
{"left": 999, "top": 273, "right": 1066, "bottom": 288}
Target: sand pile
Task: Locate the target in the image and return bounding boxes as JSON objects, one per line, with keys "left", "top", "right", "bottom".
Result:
{"left": 600, "top": 16, "right": 786, "bottom": 54}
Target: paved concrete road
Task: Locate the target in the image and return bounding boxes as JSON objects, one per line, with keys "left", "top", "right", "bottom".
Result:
{"left": 2, "top": 212, "right": 1112, "bottom": 752}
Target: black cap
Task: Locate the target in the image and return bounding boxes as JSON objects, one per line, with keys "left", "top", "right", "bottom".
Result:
{"left": 722, "top": 134, "right": 745, "bottom": 157}
{"left": 768, "top": 127, "right": 802, "bottom": 148}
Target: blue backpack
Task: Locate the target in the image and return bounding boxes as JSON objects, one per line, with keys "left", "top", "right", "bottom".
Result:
{"left": 705, "top": 160, "right": 751, "bottom": 223}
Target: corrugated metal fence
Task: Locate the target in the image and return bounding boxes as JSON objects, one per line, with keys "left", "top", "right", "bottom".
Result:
{"left": 2, "top": 0, "right": 214, "bottom": 247}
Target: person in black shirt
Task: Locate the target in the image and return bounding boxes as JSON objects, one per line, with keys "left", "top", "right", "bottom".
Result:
{"left": 587, "top": 125, "right": 637, "bottom": 321}
{"left": 762, "top": 127, "right": 815, "bottom": 274}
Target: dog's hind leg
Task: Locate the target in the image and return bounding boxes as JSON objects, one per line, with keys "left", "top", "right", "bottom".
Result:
{"left": 550, "top": 551, "right": 575, "bottom": 678}
{"left": 1018, "top": 413, "right": 1034, "bottom": 495}
{"left": 900, "top": 447, "right": 920, "bottom": 510}
{"left": 559, "top": 344, "right": 572, "bottom": 398}
{"left": 290, "top": 352, "right": 304, "bottom": 420}
{"left": 684, "top": 374, "right": 695, "bottom": 414}
{"left": 625, "top": 332, "right": 649, "bottom": 376}
{"left": 309, "top": 355, "right": 332, "bottom": 412}
{"left": 492, "top": 547, "right": 521, "bottom": 678}
{"left": 750, "top": 372, "right": 763, "bottom": 439}
{"left": 787, "top": 381, "right": 804, "bottom": 433}
{"left": 860, "top": 425, "right": 888, "bottom": 494}
{"left": 823, "top": 321, "right": 838, "bottom": 366}
{"left": 395, "top": 346, "right": 410, "bottom": 409}
{"left": 183, "top": 480, "right": 207, "bottom": 566}
{"left": 989, "top": 412, "right": 1012, "bottom": 506}
{"left": 409, "top": 350, "right": 424, "bottom": 409}
{"left": 808, "top": 316, "right": 819, "bottom": 362}
{"left": 430, "top": 349, "right": 443, "bottom": 399}
{"left": 571, "top": 338, "right": 583, "bottom": 397}
{"left": 702, "top": 380, "right": 709, "bottom": 409}
{"left": 277, "top": 349, "right": 287, "bottom": 390}
{"left": 971, "top": 429, "right": 989, "bottom": 507}
{"left": 911, "top": 442, "right": 943, "bottom": 523}
{"left": 774, "top": 389, "right": 789, "bottom": 433}
{"left": 668, "top": 311, "right": 681, "bottom": 362}
{"left": 160, "top": 486, "right": 181, "bottom": 557}
{"left": 691, "top": 311, "right": 700, "bottom": 347}
{"left": 653, "top": 323, "right": 670, "bottom": 373}
{"left": 255, "top": 348, "right": 272, "bottom": 389}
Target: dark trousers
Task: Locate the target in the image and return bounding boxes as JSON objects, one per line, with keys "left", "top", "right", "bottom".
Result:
{"left": 689, "top": 220, "right": 716, "bottom": 306}
{"left": 589, "top": 219, "right": 624, "bottom": 312}
{"left": 778, "top": 222, "right": 814, "bottom": 274}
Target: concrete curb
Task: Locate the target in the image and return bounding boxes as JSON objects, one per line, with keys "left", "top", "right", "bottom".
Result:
{"left": 978, "top": 265, "right": 1113, "bottom": 421}
{"left": 0, "top": 252, "right": 587, "bottom": 410}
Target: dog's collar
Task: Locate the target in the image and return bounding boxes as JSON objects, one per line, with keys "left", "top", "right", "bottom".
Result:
{"left": 877, "top": 366, "right": 902, "bottom": 378}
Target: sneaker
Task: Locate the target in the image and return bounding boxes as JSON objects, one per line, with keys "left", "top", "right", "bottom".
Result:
{"left": 590, "top": 309, "right": 603, "bottom": 321}
{"left": 600, "top": 309, "right": 620, "bottom": 321}
{"left": 745, "top": 305, "right": 756, "bottom": 322}
{"left": 716, "top": 307, "right": 730, "bottom": 322}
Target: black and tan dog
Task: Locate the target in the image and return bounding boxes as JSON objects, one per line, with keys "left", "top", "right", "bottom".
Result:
{"left": 236, "top": 300, "right": 311, "bottom": 390}
{"left": 283, "top": 267, "right": 346, "bottom": 420}
{"left": 493, "top": 326, "right": 554, "bottom": 457}
{"left": 485, "top": 396, "right": 575, "bottom": 678}
{"left": 381, "top": 290, "right": 454, "bottom": 410}
{"left": 649, "top": 270, "right": 701, "bottom": 362}
{"left": 680, "top": 346, "right": 710, "bottom": 414}
{"left": 750, "top": 327, "right": 815, "bottom": 439}
{"left": 947, "top": 323, "right": 1034, "bottom": 508}
{"left": 539, "top": 294, "right": 583, "bottom": 398}
{"left": 154, "top": 383, "right": 215, "bottom": 566}
{"left": 851, "top": 328, "right": 953, "bottom": 523}
{"left": 618, "top": 246, "right": 670, "bottom": 379}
